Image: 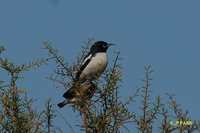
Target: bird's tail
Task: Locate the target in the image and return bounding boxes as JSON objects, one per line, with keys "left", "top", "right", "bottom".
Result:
{"left": 57, "top": 101, "right": 65, "bottom": 108}
{"left": 57, "top": 98, "right": 76, "bottom": 108}
{"left": 58, "top": 82, "right": 97, "bottom": 108}
{"left": 63, "top": 89, "right": 76, "bottom": 99}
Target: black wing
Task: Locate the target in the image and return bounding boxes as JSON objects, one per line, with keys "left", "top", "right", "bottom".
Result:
{"left": 63, "top": 89, "right": 76, "bottom": 99}
{"left": 75, "top": 53, "right": 93, "bottom": 80}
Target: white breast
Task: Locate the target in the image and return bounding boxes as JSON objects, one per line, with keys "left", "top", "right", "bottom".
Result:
{"left": 79, "top": 53, "right": 108, "bottom": 81}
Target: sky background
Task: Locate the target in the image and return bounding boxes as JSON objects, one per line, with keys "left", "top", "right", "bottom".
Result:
{"left": 0, "top": 0, "right": 200, "bottom": 132}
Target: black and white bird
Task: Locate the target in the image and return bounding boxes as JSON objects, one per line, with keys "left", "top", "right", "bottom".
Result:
{"left": 57, "top": 41, "right": 115, "bottom": 108}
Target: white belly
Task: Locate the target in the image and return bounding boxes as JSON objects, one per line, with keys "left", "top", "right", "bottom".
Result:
{"left": 79, "top": 53, "right": 108, "bottom": 80}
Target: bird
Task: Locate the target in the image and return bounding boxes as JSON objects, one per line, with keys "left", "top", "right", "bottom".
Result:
{"left": 57, "top": 41, "right": 115, "bottom": 108}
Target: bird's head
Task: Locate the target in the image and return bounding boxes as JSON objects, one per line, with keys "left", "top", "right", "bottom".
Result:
{"left": 91, "top": 41, "right": 115, "bottom": 53}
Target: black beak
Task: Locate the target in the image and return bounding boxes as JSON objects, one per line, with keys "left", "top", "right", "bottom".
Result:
{"left": 108, "top": 43, "right": 116, "bottom": 47}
